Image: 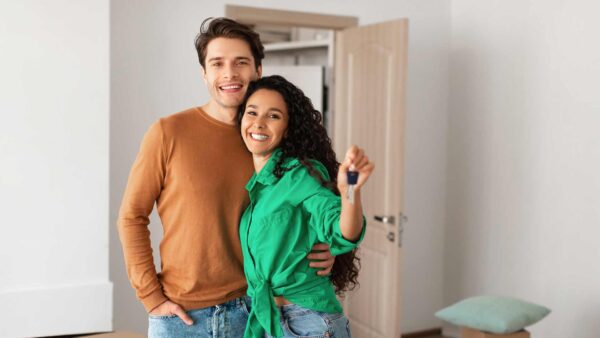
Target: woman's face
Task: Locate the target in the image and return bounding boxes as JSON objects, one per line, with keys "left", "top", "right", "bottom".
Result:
{"left": 240, "top": 89, "right": 289, "bottom": 158}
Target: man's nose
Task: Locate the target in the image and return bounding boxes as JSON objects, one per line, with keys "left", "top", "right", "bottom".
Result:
{"left": 223, "top": 63, "right": 239, "bottom": 79}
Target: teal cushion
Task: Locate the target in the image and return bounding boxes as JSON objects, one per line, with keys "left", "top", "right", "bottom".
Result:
{"left": 435, "top": 296, "right": 551, "bottom": 334}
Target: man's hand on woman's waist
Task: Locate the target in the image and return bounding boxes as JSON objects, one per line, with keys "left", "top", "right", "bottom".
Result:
{"left": 307, "top": 243, "right": 335, "bottom": 276}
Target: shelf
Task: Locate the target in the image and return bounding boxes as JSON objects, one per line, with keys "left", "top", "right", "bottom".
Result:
{"left": 264, "top": 39, "right": 331, "bottom": 52}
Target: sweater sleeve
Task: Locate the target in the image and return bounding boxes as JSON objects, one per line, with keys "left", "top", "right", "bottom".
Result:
{"left": 117, "top": 120, "right": 169, "bottom": 312}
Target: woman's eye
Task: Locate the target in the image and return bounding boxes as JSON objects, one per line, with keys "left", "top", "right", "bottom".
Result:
{"left": 245, "top": 111, "right": 257, "bottom": 116}
{"left": 269, "top": 114, "right": 281, "bottom": 119}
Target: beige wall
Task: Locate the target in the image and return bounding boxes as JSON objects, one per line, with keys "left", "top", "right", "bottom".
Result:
{"left": 0, "top": 0, "right": 111, "bottom": 336}
{"left": 446, "top": 1, "right": 600, "bottom": 337}
{"left": 110, "top": 0, "right": 450, "bottom": 334}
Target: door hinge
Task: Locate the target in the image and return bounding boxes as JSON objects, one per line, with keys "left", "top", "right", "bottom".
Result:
{"left": 398, "top": 213, "right": 407, "bottom": 247}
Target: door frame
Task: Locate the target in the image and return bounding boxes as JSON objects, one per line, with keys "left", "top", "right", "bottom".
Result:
{"left": 225, "top": 5, "right": 358, "bottom": 30}
{"left": 226, "top": 5, "right": 358, "bottom": 136}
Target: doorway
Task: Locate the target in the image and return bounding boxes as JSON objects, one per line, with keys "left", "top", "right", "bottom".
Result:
{"left": 227, "top": 5, "right": 409, "bottom": 337}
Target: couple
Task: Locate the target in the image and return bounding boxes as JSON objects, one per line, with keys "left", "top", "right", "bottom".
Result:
{"left": 117, "top": 17, "right": 374, "bottom": 338}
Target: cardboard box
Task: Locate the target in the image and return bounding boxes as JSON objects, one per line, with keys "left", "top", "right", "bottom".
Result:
{"left": 461, "top": 327, "right": 531, "bottom": 338}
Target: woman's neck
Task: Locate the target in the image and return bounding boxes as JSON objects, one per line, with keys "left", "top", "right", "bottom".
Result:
{"left": 253, "top": 153, "right": 271, "bottom": 173}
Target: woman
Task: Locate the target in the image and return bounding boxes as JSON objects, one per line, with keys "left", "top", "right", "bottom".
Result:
{"left": 237, "top": 75, "right": 374, "bottom": 338}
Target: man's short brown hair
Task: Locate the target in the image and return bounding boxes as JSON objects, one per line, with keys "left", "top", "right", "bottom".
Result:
{"left": 195, "top": 17, "right": 265, "bottom": 70}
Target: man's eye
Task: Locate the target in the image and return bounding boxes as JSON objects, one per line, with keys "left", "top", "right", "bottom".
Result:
{"left": 212, "top": 63, "right": 222, "bottom": 67}
{"left": 238, "top": 61, "right": 249, "bottom": 65}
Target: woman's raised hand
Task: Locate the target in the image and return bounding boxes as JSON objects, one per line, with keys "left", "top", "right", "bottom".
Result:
{"left": 337, "top": 145, "right": 375, "bottom": 192}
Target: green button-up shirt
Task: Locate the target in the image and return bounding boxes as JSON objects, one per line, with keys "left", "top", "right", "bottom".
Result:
{"left": 240, "top": 148, "right": 366, "bottom": 338}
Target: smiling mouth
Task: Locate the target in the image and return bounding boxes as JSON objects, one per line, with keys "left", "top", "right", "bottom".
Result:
{"left": 250, "top": 133, "right": 268, "bottom": 141}
{"left": 219, "top": 84, "right": 243, "bottom": 91}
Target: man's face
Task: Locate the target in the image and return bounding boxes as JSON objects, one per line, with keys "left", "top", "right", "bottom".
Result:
{"left": 202, "top": 37, "right": 262, "bottom": 110}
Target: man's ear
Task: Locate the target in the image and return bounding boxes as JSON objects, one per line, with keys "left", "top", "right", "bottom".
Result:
{"left": 201, "top": 66, "right": 207, "bottom": 82}
{"left": 256, "top": 65, "right": 262, "bottom": 79}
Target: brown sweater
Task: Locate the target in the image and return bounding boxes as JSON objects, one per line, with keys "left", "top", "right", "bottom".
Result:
{"left": 117, "top": 107, "right": 254, "bottom": 312}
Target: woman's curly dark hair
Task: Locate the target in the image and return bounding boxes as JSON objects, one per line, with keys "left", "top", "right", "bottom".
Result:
{"left": 237, "top": 75, "right": 360, "bottom": 294}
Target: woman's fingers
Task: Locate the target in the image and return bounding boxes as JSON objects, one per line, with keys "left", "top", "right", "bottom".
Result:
{"left": 350, "top": 148, "right": 364, "bottom": 168}
{"left": 356, "top": 162, "right": 375, "bottom": 188}
{"left": 339, "top": 145, "right": 375, "bottom": 190}
{"left": 353, "top": 155, "right": 370, "bottom": 170}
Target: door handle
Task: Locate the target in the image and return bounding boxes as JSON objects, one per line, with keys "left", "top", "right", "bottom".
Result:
{"left": 374, "top": 215, "right": 396, "bottom": 224}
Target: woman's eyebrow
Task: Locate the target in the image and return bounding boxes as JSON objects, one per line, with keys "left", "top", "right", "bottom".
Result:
{"left": 268, "top": 108, "right": 284, "bottom": 114}
{"left": 246, "top": 104, "right": 282, "bottom": 113}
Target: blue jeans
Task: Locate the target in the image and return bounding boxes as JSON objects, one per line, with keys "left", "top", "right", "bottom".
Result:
{"left": 148, "top": 296, "right": 251, "bottom": 338}
{"left": 266, "top": 304, "right": 352, "bottom": 338}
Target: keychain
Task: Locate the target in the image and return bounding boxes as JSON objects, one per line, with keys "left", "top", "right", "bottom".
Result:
{"left": 346, "top": 168, "right": 359, "bottom": 204}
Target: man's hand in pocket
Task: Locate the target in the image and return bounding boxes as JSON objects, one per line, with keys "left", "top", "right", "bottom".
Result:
{"left": 149, "top": 300, "right": 194, "bottom": 325}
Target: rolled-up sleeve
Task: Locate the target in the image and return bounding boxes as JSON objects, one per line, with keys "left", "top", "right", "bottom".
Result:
{"left": 303, "top": 186, "right": 366, "bottom": 256}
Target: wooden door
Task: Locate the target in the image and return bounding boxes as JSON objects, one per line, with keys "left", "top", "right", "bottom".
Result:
{"left": 334, "top": 19, "right": 408, "bottom": 338}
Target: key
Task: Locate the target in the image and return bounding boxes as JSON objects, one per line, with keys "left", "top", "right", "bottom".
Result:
{"left": 346, "top": 169, "right": 359, "bottom": 204}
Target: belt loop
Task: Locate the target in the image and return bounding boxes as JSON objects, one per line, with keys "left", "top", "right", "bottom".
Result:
{"left": 279, "top": 304, "right": 285, "bottom": 322}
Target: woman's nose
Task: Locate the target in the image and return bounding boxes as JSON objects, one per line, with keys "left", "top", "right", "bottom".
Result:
{"left": 254, "top": 118, "right": 266, "bottom": 129}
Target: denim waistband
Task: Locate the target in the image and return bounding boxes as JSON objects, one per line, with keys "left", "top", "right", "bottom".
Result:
{"left": 218, "top": 295, "right": 250, "bottom": 309}
{"left": 185, "top": 295, "right": 249, "bottom": 311}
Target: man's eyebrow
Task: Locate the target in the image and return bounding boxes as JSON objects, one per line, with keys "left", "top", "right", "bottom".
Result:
{"left": 207, "top": 57, "right": 223, "bottom": 63}
{"left": 207, "top": 56, "right": 251, "bottom": 62}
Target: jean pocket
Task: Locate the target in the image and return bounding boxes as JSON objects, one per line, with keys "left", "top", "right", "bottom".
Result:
{"left": 346, "top": 319, "right": 352, "bottom": 338}
{"left": 284, "top": 309, "right": 331, "bottom": 338}
{"left": 240, "top": 296, "right": 252, "bottom": 316}
{"left": 325, "top": 313, "right": 351, "bottom": 338}
{"left": 148, "top": 313, "right": 178, "bottom": 319}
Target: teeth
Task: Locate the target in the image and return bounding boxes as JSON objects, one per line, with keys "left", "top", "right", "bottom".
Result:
{"left": 220, "top": 84, "right": 242, "bottom": 90}
{"left": 250, "top": 133, "right": 268, "bottom": 141}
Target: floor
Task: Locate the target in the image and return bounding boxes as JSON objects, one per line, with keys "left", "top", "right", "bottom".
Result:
{"left": 401, "top": 329, "right": 454, "bottom": 338}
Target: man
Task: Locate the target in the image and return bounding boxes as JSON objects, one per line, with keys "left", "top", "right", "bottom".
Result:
{"left": 117, "top": 17, "right": 335, "bottom": 337}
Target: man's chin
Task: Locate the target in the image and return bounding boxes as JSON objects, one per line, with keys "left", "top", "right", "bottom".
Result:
{"left": 218, "top": 99, "right": 244, "bottom": 109}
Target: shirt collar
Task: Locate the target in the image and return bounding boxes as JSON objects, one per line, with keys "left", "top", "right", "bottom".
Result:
{"left": 245, "top": 148, "right": 284, "bottom": 192}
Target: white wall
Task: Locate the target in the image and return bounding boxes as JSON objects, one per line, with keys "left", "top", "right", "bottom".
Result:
{"left": 0, "top": 1, "right": 111, "bottom": 337}
{"left": 446, "top": 1, "right": 600, "bottom": 337}
{"left": 110, "top": 0, "right": 450, "bottom": 334}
